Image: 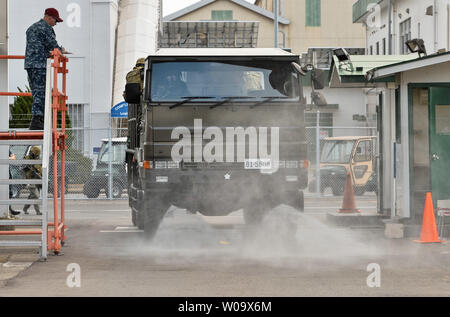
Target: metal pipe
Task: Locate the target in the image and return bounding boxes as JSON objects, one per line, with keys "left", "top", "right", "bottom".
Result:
{"left": 0, "top": 231, "right": 42, "bottom": 235}
{"left": 0, "top": 55, "right": 25, "bottom": 59}
{"left": 434, "top": 0, "right": 438, "bottom": 52}
{"left": 0, "top": 92, "right": 31, "bottom": 96}
{"left": 388, "top": 0, "right": 392, "bottom": 54}
{"left": 0, "top": 230, "right": 42, "bottom": 236}
{"left": 447, "top": 4, "right": 450, "bottom": 51}
{"left": 274, "top": 0, "right": 279, "bottom": 48}
{"left": 316, "top": 110, "right": 321, "bottom": 197}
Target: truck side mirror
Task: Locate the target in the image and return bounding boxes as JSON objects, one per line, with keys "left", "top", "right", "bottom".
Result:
{"left": 312, "top": 69, "right": 325, "bottom": 90}
{"left": 124, "top": 83, "right": 141, "bottom": 104}
{"left": 291, "top": 62, "right": 307, "bottom": 76}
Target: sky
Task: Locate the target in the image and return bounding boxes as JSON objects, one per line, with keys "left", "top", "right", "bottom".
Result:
{"left": 163, "top": 0, "right": 255, "bottom": 16}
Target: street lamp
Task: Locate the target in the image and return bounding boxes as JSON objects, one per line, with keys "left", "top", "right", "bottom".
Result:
{"left": 406, "top": 39, "right": 427, "bottom": 57}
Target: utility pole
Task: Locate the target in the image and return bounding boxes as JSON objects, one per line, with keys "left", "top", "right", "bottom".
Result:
{"left": 274, "top": 0, "right": 279, "bottom": 48}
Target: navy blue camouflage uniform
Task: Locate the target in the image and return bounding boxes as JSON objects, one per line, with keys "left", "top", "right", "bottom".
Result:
{"left": 25, "top": 19, "right": 62, "bottom": 116}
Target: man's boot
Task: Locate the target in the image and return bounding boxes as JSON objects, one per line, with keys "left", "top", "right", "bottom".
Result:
{"left": 9, "top": 206, "right": 20, "bottom": 216}
{"left": 23, "top": 206, "right": 29, "bottom": 215}
{"left": 29, "top": 115, "right": 44, "bottom": 130}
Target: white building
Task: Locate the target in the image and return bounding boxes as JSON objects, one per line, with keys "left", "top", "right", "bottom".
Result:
{"left": 7, "top": 0, "right": 159, "bottom": 157}
{"left": 347, "top": 0, "right": 450, "bottom": 227}
{"left": 354, "top": 0, "right": 450, "bottom": 55}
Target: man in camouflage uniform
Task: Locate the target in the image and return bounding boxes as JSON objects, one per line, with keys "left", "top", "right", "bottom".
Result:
{"left": 25, "top": 8, "right": 67, "bottom": 130}
{"left": 22, "top": 146, "right": 42, "bottom": 216}
{"left": 123, "top": 58, "right": 146, "bottom": 103}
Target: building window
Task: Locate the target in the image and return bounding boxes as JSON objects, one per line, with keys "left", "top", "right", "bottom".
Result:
{"left": 369, "top": 45, "right": 373, "bottom": 55}
{"left": 211, "top": 10, "right": 233, "bottom": 21}
{"left": 382, "top": 38, "right": 386, "bottom": 55}
{"left": 306, "top": 0, "right": 321, "bottom": 27}
{"left": 67, "top": 104, "right": 85, "bottom": 152}
{"left": 400, "top": 18, "right": 411, "bottom": 54}
{"left": 376, "top": 42, "right": 380, "bottom": 55}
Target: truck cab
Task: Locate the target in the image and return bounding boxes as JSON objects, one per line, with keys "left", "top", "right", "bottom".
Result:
{"left": 125, "top": 48, "right": 310, "bottom": 238}
{"left": 309, "top": 136, "right": 377, "bottom": 196}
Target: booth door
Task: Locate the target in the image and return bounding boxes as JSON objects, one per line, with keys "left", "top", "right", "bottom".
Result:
{"left": 430, "top": 87, "right": 450, "bottom": 201}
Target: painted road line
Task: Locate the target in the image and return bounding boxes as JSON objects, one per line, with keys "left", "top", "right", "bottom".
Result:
{"left": 100, "top": 226, "right": 143, "bottom": 233}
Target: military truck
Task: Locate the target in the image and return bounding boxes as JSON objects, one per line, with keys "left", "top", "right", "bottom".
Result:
{"left": 124, "top": 48, "right": 310, "bottom": 238}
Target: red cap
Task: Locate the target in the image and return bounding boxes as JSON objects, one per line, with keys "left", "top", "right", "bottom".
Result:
{"left": 45, "top": 8, "right": 63, "bottom": 23}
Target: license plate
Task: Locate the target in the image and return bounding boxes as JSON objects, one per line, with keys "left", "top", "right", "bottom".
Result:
{"left": 244, "top": 159, "right": 272, "bottom": 170}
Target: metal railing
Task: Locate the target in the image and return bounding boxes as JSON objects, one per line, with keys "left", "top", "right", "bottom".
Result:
{"left": 0, "top": 49, "right": 68, "bottom": 260}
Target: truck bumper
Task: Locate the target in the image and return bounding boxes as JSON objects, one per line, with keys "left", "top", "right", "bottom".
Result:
{"left": 137, "top": 167, "right": 307, "bottom": 215}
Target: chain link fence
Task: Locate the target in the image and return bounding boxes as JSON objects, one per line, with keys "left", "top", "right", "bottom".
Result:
{"left": 9, "top": 127, "right": 129, "bottom": 200}
{"left": 9, "top": 123, "right": 378, "bottom": 201}
{"left": 305, "top": 126, "right": 378, "bottom": 198}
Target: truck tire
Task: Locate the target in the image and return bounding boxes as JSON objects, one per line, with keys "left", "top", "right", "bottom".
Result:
{"left": 354, "top": 188, "right": 365, "bottom": 196}
{"left": 131, "top": 209, "right": 137, "bottom": 227}
{"left": 105, "top": 180, "right": 123, "bottom": 199}
{"left": 143, "top": 198, "right": 169, "bottom": 240}
{"left": 83, "top": 181, "right": 100, "bottom": 198}
{"left": 286, "top": 190, "right": 304, "bottom": 212}
{"left": 298, "top": 191, "right": 304, "bottom": 212}
{"left": 332, "top": 185, "right": 344, "bottom": 196}
{"left": 243, "top": 205, "right": 267, "bottom": 226}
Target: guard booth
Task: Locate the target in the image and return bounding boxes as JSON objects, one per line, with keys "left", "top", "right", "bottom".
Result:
{"left": 329, "top": 53, "right": 416, "bottom": 219}
{"left": 330, "top": 50, "right": 450, "bottom": 227}
{"left": 370, "top": 52, "right": 450, "bottom": 224}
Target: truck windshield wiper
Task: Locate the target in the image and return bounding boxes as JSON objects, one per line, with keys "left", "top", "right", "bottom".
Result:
{"left": 169, "top": 96, "right": 216, "bottom": 109}
{"left": 209, "top": 96, "right": 256, "bottom": 109}
{"left": 250, "top": 96, "right": 289, "bottom": 109}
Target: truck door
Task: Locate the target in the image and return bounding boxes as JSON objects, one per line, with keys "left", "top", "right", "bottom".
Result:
{"left": 429, "top": 87, "right": 450, "bottom": 201}
{"left": 351, "top": 139, "right": 373, "bottom": 188}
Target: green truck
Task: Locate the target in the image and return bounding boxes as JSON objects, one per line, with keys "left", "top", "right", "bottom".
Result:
{"left": 124, "top": 48, "right": 310, "bottom": 238}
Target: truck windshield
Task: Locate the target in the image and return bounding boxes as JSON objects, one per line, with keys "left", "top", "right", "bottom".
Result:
{"left": 98, "top": 142, "right": 127, "bottom": 164}
{"left": 150, "top": 61, "right": 300, "bottom": 102}
{"left": 321, "top": 140, "right": 355, "bottom": 163}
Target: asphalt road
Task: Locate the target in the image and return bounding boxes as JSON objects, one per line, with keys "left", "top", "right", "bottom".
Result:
{"left": 0, "top": 198, "right": 449, "bottom": 297}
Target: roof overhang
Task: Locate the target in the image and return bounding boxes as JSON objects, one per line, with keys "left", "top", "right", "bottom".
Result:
{"left": 371, "top": 51, "right": 450, "bottom": 79}
{"left": 329, "top": 54, "right": 417, "bottom": 88}
{"left": 164, "top": 0, "right": 290, "bottom": 25}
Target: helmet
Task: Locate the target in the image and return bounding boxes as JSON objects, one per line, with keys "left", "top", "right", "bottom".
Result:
{"left": 136, "top": 58, "right": 145, "bottom": 67}
{"left": 30, "top": 146, "right": 41, "bottom": 157}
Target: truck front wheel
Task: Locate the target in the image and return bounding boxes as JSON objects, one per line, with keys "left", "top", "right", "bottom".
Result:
{"left": 143, "top": 197, "right": 169, "bottom": 240}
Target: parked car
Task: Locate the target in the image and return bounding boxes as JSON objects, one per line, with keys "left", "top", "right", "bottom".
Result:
{"left": 83, "top": 137, "right": 127, "bottom": 198}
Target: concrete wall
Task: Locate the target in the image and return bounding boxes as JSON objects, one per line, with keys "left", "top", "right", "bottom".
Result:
{"left": 255, "top": 0, "right": 366, "bottom": 54}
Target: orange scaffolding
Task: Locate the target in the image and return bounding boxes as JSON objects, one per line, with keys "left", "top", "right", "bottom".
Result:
{"left": 0, "top": 49, "right": 68, "bottom": 258}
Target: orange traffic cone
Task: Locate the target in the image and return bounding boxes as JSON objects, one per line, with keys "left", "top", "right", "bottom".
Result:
{"left": 414, "top": 192, "right": 442, "bottom": 243}
{"left": 338, "top": 172, "right": 360, "bottom": 214}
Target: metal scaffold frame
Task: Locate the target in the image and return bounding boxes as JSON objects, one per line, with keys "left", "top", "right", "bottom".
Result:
{"left": 0, "top": 48, "right": 68, "bottom": 260}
